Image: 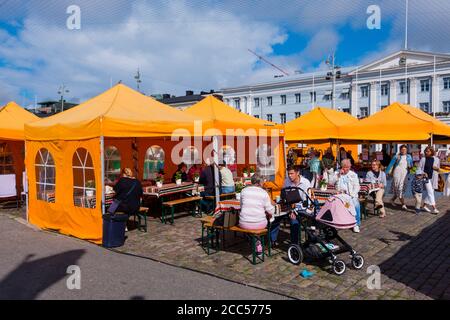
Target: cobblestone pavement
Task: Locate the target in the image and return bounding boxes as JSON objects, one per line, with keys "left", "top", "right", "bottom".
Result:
{"left": 2, "top": 197, "right": 449, "bottom": 300}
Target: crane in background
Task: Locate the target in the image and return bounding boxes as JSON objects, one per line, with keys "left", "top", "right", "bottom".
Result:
{"left": 247, "top": 49, "right": 290, "bottom": 77}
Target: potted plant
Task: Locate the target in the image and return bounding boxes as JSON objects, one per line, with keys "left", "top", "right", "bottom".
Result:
{"left": 242, "top": 168, "right": 249, "bottom": 178}
{"left": 319, "top": 179, "right": 328, "bottom": 191}
{"left": 155, "top": 173, "right": 164, "bottom": 188}
{"left": 85, "top": 180, "right": 95, "bottom": 197}
{"left": 249, "top": 166, "right": 256, "bottom": 177}
{"left": 235, "top": 182, "right": 244, "bottom": 200}
{"left": 193, "top": 172, "right": 200, "bottom": 183}
{"left": 175, "top": 172, "right": 182, "bottom": 185}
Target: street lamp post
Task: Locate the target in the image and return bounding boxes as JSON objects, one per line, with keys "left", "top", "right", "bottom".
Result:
{"left": 326, "top": 52, "right": 342, "bottom": 111}
{"left": 58, "top": 84, "right": 70, "bottom": 113}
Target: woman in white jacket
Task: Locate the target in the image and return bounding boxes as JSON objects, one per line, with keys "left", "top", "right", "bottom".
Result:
{"left": 336, "top": 159, "right": 361, "bottom": 233}
{"left": 419, "top": 147, "right": 440, "bottom": 214}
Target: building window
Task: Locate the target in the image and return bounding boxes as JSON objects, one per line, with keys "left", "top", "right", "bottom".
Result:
{"left": 254, "top": 98, "right": 260, "bottom": 107}
{"left": 144, "top": 146, "right": 165, "bottom": 180}
{"left": 443, "top": 101, "right": 450, "bottom": 112}
{"left": 295, "top": 94, "right": 301, "bottom": 104}
{"left": 419, "top": 103, "right": 430, "bottom": 113}
{"left": 342, "top": 92, "right": 350, "bottom": 100}
{"left": 266, "top": 114, "right": 272, "bottom": 122}
{"left": 342, "top": 108, "right": 351, "bottom": 114}
{"left": 73, "top": 148, "right": 96, "bottom": 209}
{"left": 255, "top": 115, "right": 260, "bottom": 119}
{"left": 105, "top": 146, "right": 121, "bottom": 184}
{"left": 381, "top": 105, "right": 388, "bottom": 110}
{"left": 359, "top": 107, "right": 369, "bottom": 118}
{"left": 35, "top": 148, "right": 56, "bottom": 203}
{"left": 381, "top": 84, "right": 389, "bottom": 96}
{"left": 324, "top": 92, "right": 333, "bottom": 101}
{"left": 281, "top": 95, "right": 286, "bottom": 105}
{"left": 310, "top": 92, "right": 316, "bottom": 102}
{"left": 444, "top": 77, "right": 450, "bottom": 90}
{"left": 360, "top": 86, "right": 369, "bottom": 98}
{"left": 234, "top": 99, "right": 241, "bottom": 111}
{"left": 399, "top": 81, "right": 409, "bottom": 94}
{"left": 420, "top": 79, "right": 430, "bottom": 92}
{"left": 280, "top": 113, "right": 286, "bottom": 124}
{"left": 295, "top": 112, "right": 301, "bottom": 118}
{"left": 267, "top": 96, "right": 272, "bottom": 106}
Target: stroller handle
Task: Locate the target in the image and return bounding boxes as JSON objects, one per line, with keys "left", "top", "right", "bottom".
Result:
{"left": 280, "top": 186, "right": 321, "bottom": 216}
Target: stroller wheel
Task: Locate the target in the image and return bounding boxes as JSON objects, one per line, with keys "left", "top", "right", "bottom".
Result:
{"left": 351, "top": 254, "right": 365, "bottom": 270}
{"left": 332, "top": 260, "right": 346, "bottom": 275}
{"left": 287, "top": 245, "right": 304, "bottom": 265}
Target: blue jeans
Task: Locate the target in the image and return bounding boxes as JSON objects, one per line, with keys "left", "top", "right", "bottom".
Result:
{"left": 221, "top": 186, "right": 235, "bottom": 194}
{"left": 353, "top": 199, "right": 361, "bottom": 226}
{"left": 268, "top": 216, "right": 299, "bottom": 245}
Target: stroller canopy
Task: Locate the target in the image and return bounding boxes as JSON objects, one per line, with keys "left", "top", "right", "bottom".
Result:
{"left": 316, "top": 194, "right": 356, "bottom": 230}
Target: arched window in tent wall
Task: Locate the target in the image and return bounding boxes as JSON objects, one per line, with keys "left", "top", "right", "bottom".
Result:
{"left": 256, "top": 144, "right": 276, "bottom": 182}
{"left": 144, "top": 146, "right": 165, "bottom": 180}
{"left": 35, "top": 148, "right": 56, "bottom": 203}
{"left": 73, "top": 148, "right": 96, "bottom": 209}
{"left": 105, "top": 146, "right": 121, "bottom": 184}
{"left": 182, "top": 146, "right": 201, "bottom": 169}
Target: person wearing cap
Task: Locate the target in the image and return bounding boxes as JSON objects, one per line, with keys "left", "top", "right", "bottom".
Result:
{"left": 411, "top": 166, "right": 429, "bottom": 215}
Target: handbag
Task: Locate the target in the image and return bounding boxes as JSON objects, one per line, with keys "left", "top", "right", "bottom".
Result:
{"left": 107, "top": 180, "right": 138, "bottom": 214}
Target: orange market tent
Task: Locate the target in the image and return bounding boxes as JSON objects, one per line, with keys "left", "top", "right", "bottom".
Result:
{"left": 0, "top": 102, "right": 39, "bottom": 201}
{"left": 25, "top": 84, "right": 201, "bottom": 244}
{"left": 339, "top": 102, "right": 450, "bottom": 142}
{"left": 184, "top": 96, "right": 286, "bottom": 194}
{"left": 285, "top": 107, "right": 358, "bottom": 142}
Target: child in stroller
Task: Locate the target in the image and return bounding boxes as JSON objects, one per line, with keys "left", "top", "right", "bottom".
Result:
{"left": 280, "top": 187, "right": 365, "bottom": 275}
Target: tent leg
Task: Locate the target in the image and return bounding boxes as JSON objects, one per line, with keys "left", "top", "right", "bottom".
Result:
{"left": 100, "top": 136, "right": 106, "bottom": 216}
{"left": 213, "top": 136, "right": 220, "bottom": 206}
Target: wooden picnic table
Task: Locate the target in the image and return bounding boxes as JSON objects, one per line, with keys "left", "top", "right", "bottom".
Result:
{"left": 144, "top": 182, "right": 200, "bottom": 198}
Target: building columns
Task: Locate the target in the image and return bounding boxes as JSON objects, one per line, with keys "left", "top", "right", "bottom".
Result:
{"left": 432, "top": 76, "right": 440, "bottom": 114}
{"left": 351, "top": 83, "right": 358, "bottom": 117}
{"left": 389, "top": 80, "right": 397, "bottom": 104}
{"left": 409, "top": 78, "right": 417, "bottom": 106}
{"left": 369, "top": 81, "right": 377, "bottom": 114}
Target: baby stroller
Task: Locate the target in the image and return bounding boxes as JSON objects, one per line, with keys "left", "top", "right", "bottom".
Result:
{"left": 280, "top": 187, "right": 365, "bottom": 276}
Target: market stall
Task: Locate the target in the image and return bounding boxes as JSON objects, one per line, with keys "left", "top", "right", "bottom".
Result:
{"left": 0, "top": 102, "right": 39, "bottom": 204}
{"left": 25, "top": 84, "right": 200, "bottom": 243}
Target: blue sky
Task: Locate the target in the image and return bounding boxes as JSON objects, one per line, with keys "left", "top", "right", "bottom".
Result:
{"left": 0, "top": 0, "right": 449, "bottom": 106}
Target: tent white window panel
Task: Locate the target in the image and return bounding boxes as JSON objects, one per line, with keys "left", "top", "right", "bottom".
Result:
{"left": 256, "top": 144, "right": 276, "bottom": 182}
{"left": 105, "top": 146, "right": 121, "bottom": 183}
{"left": 35, "top": 148, "right": 56, "bottom": 203}
{"left": 144, "top": 145, "right": 165, "bottom": 180}
{"left": 73, "top": 148, "right": 96, "bottom": 208}
{"left": 182, "top": 146, "right": 201, "bottom": 170}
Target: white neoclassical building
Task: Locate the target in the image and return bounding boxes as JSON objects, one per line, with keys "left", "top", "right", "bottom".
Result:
{"left": 222, "top": 50, "right": 450, "bottom": 126}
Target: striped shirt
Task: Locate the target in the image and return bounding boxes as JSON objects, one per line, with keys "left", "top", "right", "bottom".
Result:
{"left": 239, "top": 186, "right": 275, "bottom": 225}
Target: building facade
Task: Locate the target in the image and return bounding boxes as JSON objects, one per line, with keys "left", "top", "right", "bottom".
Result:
{"left": 222, "top": 50, "right": 450, "bottom": 124}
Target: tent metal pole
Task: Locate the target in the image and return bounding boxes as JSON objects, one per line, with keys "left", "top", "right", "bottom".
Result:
{"left": 25, "top": 141, "right": 29, "bottom": 222}
{"left": 213, "top": 136, "right": 220, "bottom": 206}
{"left": 431, "top": 134, "right": 434, "bottom": 148}
{"left": 100, "top": 136, "right": 106, "bottom": 216}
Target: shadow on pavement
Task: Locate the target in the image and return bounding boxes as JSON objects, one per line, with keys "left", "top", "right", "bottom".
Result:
{"left": 379, "top": 211, "right": 450, "bottom": 300}
{"left": 0, "top": 249, "right": 85, "bottom": 300}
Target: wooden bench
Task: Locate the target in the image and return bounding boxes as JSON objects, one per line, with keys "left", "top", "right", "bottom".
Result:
{"left": 200, "top": 216, "right": 271, "bottom": 265}
{"left": 132, "top": 207, "right": 149, "bottom": 232}
{"left": 162, "top": 196, "right": 202, "bottom": 224}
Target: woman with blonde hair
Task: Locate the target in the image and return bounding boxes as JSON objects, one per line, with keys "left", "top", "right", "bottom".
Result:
{"left": 419, "top": 147, "right": 440, "bottom": 214}
{"left": 365, "top": 160, "right": 387, "bottom": 218}
{"left": 113, "top": 168, "right": 143, "bottom": 215}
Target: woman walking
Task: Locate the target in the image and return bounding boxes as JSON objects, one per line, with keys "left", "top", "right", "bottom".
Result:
{"left": 419, "top": 147, "right": 440, "bottom": 214}
{"left": 386, "top": 145, "right": 413, "bottom": 210}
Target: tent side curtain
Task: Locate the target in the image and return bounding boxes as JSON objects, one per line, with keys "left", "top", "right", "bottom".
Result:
{"left": 26, "top": 139, "right": 103, "bottom": 244}
{"left": 0, "top": 140, "right": 25, "bottom": 198}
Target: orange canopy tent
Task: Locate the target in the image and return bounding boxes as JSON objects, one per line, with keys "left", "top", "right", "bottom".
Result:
{"left": 285, "top": 107, "right": 358, "bottom": 142}
{"left": 0, "top": 102, "right": 39, "bottom": 201}
{"left": 339, "top": 102, "right": 450, "bottom": 142}
{"left": 25, "top": 84, "right": 201, "bottom": 244}
{"left": 184, "top": 96, "right": 286, "bottom": 194}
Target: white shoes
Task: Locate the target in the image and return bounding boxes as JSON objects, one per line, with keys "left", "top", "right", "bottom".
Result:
{"left": 422, "top": 206, "right": 431, "bottom": 213}
{"left": 353, "top": 226, "right": 360, "bottom": 233}
{"left": 432, "top": 208, "right": 440, "bottom": 215}
{"left": 401, "top": 205, "right": 408, "bottom": 211}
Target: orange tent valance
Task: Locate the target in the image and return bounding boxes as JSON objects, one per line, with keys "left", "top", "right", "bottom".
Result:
{"left": 0, "top": 102, "right": 39, "bottom": 141}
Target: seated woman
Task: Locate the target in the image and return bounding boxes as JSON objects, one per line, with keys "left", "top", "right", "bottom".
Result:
{"left": 187, "top": 164, "right": 202, "bottom": 182}
{"left": 239, "top": 174, "right": 276, "bottom": 256}
{"left": 336, "top": 159, "right": 361, "bottom": 233}
{"left": 172, "top": 162, "right": 188, "bottom": 183}
{"left": 113, "top": 168, "right": 143, "bottom": 216}
{"left": 365, "top": 160, "right": 387, "bottom": 218}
